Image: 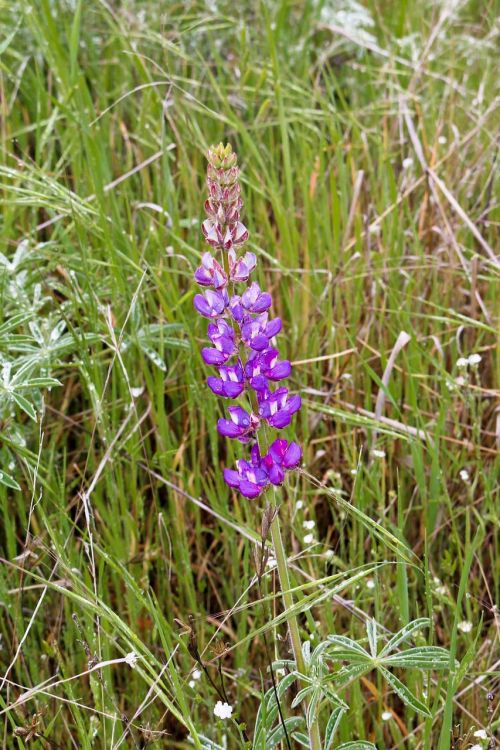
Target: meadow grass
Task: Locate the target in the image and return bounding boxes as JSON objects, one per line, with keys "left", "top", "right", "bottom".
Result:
{"left": 0, "top": 0, "right": 498, "bottom": 747}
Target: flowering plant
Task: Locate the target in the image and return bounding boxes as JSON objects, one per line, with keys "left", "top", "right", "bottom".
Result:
{"left": 193, "top": 143, "right": 302, "bottom": 499}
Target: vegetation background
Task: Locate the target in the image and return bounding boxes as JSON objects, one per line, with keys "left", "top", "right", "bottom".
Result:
{"left": 0, "top": 0, "right": 498, "bottom": 747}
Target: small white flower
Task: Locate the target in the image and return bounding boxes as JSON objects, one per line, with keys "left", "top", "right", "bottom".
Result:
{"left": 470, "top": 745, "right": 482, "bottom": 750}
{"left": 303, "top": 520, "right": 315, "bottom": 530}
{"left": 296, "top": 500, "right": 304, "bottom": 510}
{"left": 459, "top": 469, "right": 470, "bottom": 483}
{"left": 125, "top": 652, "right": 138, "bottom": 668}
{"left": 266, "top": 556, "right": 277, "bottom": 569}
{"left": 455, "top": 376, "right": 466, "bottom": 386}
{"left": 130, "top": 386, "right": 144, "bottom": 398}
{"left": 381, "top": 711, "right": 392, "bottom": 721}
{"left": 456, "top": 357, "right": 469, "bottom": 368}
{"left": 438, "top": 136, "right": 447, "bottom": 144}
{"left": 402, "top": 157, "right": 413, "bottom": 169}
{"left": 468, "top": 353, "right": 482, "bottom": 366}
{"left": 188, "top": 679, "right": 196, "bottom": 688}
{"left": 458, "top": 620, "right": 473, "bottom": 633}
{"left": 350, "top": 469, "right": 358, "bottom": 476}
{"left": 303, "top": 533, "right": 315, "bottom": 544}
{"left": 192, "top": 668, "right": 202, "bottom": 681}
{"left": 324, "top": 549, "right": 334, "bottom": 560}
{"left": 214, "top": 701, "right": 233, "bottom": 720}
{"left": 473, "top": 729, "right": 488, "bottom": 739}
{"left": 366, "top": 578, "right": 375, "bottom": 590}
{"left": 372, "top": 449, "right": 386, "bottom": 458}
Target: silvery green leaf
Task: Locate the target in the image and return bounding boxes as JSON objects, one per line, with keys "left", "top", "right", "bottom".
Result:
{"left": 267, "top": 717, "right": 304, "bottom": 748}
{"left": 382, "top": 646, "right": 450, "bottom": 670}
{"left": 380, "top": 618, "right": 430, "bottom": 656}
{"left": 306, "top": 688, "right": 320, "bottom": 729}
{"left": 302, "top": 639, "right": 311, "bottom": 665}
{"left": 139, "top": 345, "right": 167, "bottom": 372}
{"left": 336, "top": 742, "right": 377, "bottom": 749}
{"left": 366, "top": 618, "right": 378, "bottom": 657}
{"left": 332, "top": 663, "right": 372, "bottom": 688}
{"left": 379, "top": 666, "right": 431, "bottom": 716}
{"left": 327, "top": 635, "right": 370, "bottom": 658}
{"left": 324, "top": 706, "right": 346, "bottom": 750}
{"left": 0, "top": 470, "right": 21, "bottom": 490}
{"left": 291, "top": 685, "right": 314, "bottom": 709}
{"left": 11, "top": 392, "right": 37, "bottom": 421}
{"left": 291, "top": 732, "right": 309, "bottom": 747}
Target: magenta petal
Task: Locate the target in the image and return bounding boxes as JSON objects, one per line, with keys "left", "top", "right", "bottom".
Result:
{"left": 268, "top": 464, "right": 285, "bottom": 485}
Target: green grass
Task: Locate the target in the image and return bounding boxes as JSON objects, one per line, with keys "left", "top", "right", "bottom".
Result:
{"left": 0, "top": 0, "right": 498, "bottom": 747}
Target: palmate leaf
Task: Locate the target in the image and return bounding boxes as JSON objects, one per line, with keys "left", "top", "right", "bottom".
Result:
{"left": 326, "top": 635, "right": 370, "bottom": 658}
{"left": 379, "top": 666, "right": 431, "bottom": 717}
{"left": 11, "top": 391, "right": 37, "bottom": 420}
{"left": 382, "top": 646, "right": 450, "bottom": 670}
{"left": 366, "top": 619, "right": 378, "bottom": 658}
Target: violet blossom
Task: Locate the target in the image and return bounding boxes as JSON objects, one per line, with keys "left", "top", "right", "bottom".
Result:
{"left": 193, "top": 142, "right": 302, "bottom": 497}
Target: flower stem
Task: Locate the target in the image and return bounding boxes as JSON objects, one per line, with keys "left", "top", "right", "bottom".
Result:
{"left": 269, "top": 494, "right": 322, "bottom": 750}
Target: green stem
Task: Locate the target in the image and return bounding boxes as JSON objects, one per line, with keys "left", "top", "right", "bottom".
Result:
{"left": 269, "top": 493, "right": 322, "bottom": 750}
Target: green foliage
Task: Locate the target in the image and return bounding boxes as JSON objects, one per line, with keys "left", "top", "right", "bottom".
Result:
{"left": 0, "top": 0, "right": 497, "bottom": 748}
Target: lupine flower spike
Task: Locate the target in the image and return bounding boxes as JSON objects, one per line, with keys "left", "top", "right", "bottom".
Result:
{"left": 194, "top": 143, "right": 302, "bottom": 498}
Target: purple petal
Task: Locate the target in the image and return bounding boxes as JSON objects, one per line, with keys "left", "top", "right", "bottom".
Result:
{"left": 223, "top": 469, "right": 241, "bottom": 488}
{"left": 252, "top": 293, "right": 272, "bottom": 313}
{"left": 239, "top": 480, "right": 262, "bottom": 498}
{"left": 268, "top": 440, "right": 288, "bottom": 462}
{"left": 266, "top": 318, "right": 282, "bottom": 338}
{"left": 193, "top": 294, "right": 213, "bottom": 317}
{"left": 267, "top": 412, "right": 292, "bottom": 429}
{"left": 228, "top": 406, "right": 250, "bottom": 427}
{"left": 269, "top": 360, "right": 291, "bottom": 380}
{"left": 286, "top": 394, "right": 302, "bottom": 415}
{"left": 207, "top": 376, "right": 224, "bottom": 395}
{"left": 217, "top": 419, "right": 243, "bottom": 438}
{"left": 194, "top": 267, "right": 212, "bottom": 285}
{"left": 202, "top": 348, "right": 227, "bottom": 366}
{"left": 268, "top": 464, "right": 285, "bottom": 485}
{"left": 249, "top": 335, "right": 269, "bottom": 351}
{"left": 222, "top": 382, "right": 245, "bottom": 398}
{"left": 283, "top": 442, "right": 302, "bottom": 469}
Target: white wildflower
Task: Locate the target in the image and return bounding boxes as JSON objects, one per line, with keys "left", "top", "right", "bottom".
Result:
{"left": 303, "top": 520, "right": 316, "bottom": 530}
{"left": 458, "top": 620, "right": 473, "bottom": 633}
{"left": 455, "top": 376, "right": 466, "bottom": 386}
{"left": 402, "top": 157, "right": 413, "bottom": 169}
{"left": 296, "top": 500, "right": 304, "bottom": 510}
{"left": 473, "top": 729, "right": 488, "bottom": 739}
{"left": 382, "top": 711, "right": 392, "bottom": 721}
{"left": 125, "top": 652, "right": 138, "bottom": 668}
{"left": 366, "top": 578, "right": 375, "bottom": 590}
{"left": 438, "top": 136, "right": 447, "bottom": 144}
{"left": 468, "top": 353, "right": 482, "bottom": 366}
{"left": 470, "top": 745, "right": 482, "bottom": 750}
{"left": 459, "top": 469, "right": 470, "bottom": 483}
{"left": 266, "top": 555, "right": 277, "bottom": 569}
{"left": 372, "top": 449, "right": 386, "bottom": 458}
{"left": 303, "top": 533, "right": 315, "bottom": 545}
{"left": 214, "top": 701, "right": 233, "bottom": 720}
{"left": 456, "top": 357, "right": 468, "bottom": 368}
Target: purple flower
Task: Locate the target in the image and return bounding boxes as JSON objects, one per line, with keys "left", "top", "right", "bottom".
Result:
{"left": 258, "top": 387, "right": 302, "bottom": 428}
{"left": 262, "top": 439, "right": 302, "bottom": 485}
{"left": 194, "top": 252, "right": 228, "bottom": 289}
{"left": 217, "top": 406, "right": 260, "bottom": 442}
{"left": 207, "top": 361, "right": 245, "bottom": 398}
{"left": 229, "top": 250, "right": 257, "bottom": 283}
{"left": 193, "top": 289, "right": 228, "bottom": 318}
{"left": 229, "top": 283, "right": 272, "bottom": 322}
{"left": 245, "top": 349, "right": 291, "bottom": 391}
{"left": 240, "top": 313, "right": 282, "bottom": 351}
{"left": 223, "top": 444, "right": 269, "bottom": 498}
{"left": 202, "top": 320, "right": 237, "bottom": 365}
